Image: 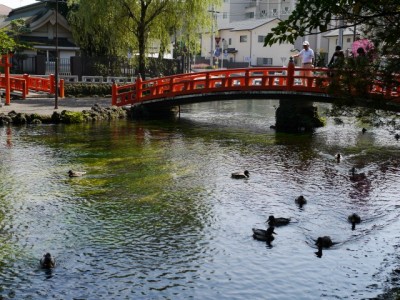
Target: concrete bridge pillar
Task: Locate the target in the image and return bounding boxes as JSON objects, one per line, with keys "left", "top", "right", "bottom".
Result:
{"left": 275, "top": 99, "right": 324, "bottom": 132}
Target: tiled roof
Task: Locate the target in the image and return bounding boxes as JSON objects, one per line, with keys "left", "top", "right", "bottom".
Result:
{"left": 0, "top": 4, "right": 12, "bottom": 16}
{"left": 20, "top": 36, "right": 77, "bottom": 48}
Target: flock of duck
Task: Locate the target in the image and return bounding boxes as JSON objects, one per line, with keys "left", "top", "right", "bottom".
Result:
{"left": 231, "top": 165, "right": 363, "bottom": 258}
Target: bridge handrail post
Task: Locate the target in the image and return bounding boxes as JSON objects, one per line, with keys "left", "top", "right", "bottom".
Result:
{"left": 112, "top": 82, "right": 118, "bottom": 106}
{"left": 206, "top": 72, "right": 210, "bottom": 90}
{"left": 136, "top": 74, "right": 142, "bottom": 102}
{"left": 287, "top": 57, "right": 295, "bottom": 89}
{"left": 21, "top": 80, "right": 26, "bottom": 99}
{"left": 59, "top": 79, "right": 65, "bottom": 98}
{"left": 49, "top": 74, "right": 55, "bottom": 94}
{"left": 245, "top": 70, "right": 250, "bottom": 87}
{"left": 2, "top": 54, "right": 12, "bottom": 105}
{"left": 23, "top": 74, "right": 29, "bottom": 96}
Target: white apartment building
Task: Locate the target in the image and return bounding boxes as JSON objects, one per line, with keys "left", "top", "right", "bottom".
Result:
{"left": 201, "top": 19, "right": 293, "bottom": 67}
{"left": 202, "top": 0, "right": 351, "bottom": 67}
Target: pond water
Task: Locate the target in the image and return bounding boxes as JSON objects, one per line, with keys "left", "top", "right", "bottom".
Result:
{"left": 0, "top": 99, "right": 400, "bottom": 299}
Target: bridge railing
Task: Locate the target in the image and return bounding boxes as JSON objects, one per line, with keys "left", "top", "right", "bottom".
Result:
{"left": 111, "top": 60, "right": 400, "bottom": 107}
{"left": 1, "top": 74, "right": 64, "bottom": 99}
{"left": 0, "top": 76, "right": 27, "bottom": 98}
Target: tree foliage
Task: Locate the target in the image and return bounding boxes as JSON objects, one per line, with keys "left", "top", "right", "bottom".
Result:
{"left": 264, "top": 0, "right": 400, "bottom": 51}
{"left": 68, "top": 0, "right": 217, "bottom": 78}
{"left": 0, "top": 30, "right": 17, "bottom": 54}
{"left": 264, "top": 0, "right": 400, "bottom": 102}
{"left": 0, "top": 19, "right": 32, "bottom": 54}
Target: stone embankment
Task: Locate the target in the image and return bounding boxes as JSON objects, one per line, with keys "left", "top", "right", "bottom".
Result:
{"left": 0, "top": 97, "right": 130, "bottom": 126}
{"left": 0, "top": 104, "right": 129, "bottom": 125}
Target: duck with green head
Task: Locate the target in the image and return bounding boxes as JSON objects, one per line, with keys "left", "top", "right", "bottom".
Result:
{"left": 348, "top": 213, "right": 361, "bottom": 230}
{"left": 40, "top": 253, "right": 55, "bottom": 269}
{"left": 267, "top": 215, "right": 290, "bottom": 227}
{"left": 295, "top": 195, "right": 307, "bottom": 208}
{"left": 315, "top": 236, "right": 333, "bottom": 258}
{"left": 252, "top": 226, "right": 276, "bottom": 246}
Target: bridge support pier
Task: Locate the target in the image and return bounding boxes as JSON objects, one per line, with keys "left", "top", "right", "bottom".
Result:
{"left": 275, "top": 99, "right": 324, "bottom": 133}
{"left": 129, "top": 104, "right": 179, "bottom": 119}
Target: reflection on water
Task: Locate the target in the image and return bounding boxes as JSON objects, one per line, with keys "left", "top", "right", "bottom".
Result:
{"left": 0, "top": 100, "right": 400, "bottom": 299}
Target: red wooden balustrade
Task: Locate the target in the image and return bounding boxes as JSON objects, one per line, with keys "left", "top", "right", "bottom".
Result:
{"left": 0, "top": 53, "right": 64, "bottom": 103}
{"left": 112, "top": 60, "right": 400, "bottom": 107}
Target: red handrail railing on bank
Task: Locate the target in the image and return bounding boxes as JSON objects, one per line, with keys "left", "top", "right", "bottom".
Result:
{"left": 112, "top": 60, "right": 400, "bottom": 107}
{"left": 0, "top": 59, "right": 64, "bottom": 103}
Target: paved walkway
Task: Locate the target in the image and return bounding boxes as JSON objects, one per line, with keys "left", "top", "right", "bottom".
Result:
{"left": 0, "top": 96, "right": 114, "bottom": 115}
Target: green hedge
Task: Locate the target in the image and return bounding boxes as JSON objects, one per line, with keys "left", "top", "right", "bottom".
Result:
{"left": 64, "top": 82, "right": 113, "bottom": 97}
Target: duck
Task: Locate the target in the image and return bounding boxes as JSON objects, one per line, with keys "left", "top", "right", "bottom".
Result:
{"left": 68, "top": 170, "right": 87, "bottom": 177}
{"left": 336, "top": 153, "right": 341, "bottom": 163}
{"left": 315, "top": 236, "right": 333, "bottom": 248}
{"left": 252, "top": 226, "right": 276, "bottom": 245}
{"left": 362, "top": 128, "right": 367, "bottom": 134}
{"left": 348, "top": 213, "right": 361, "bottom": 230}
{"left": 315, "top": 236, "right": 333, "bottom": 258}
{"left": 231, "top": 170, "right": 249, "bottom": 179}
{"left": 295, "top": 195, "right": 307, "bottom": 208}
{"left": 40, "top": 253, "right": 55, "bottom": 269}
{"left": 267, "top": 215, "right": 290, "bottom": 227}
{"left": 350, "top": 167, "right": 366, "bottom": 182}
{"left": 395, "top": 133, "right": 400, "bottom": 141}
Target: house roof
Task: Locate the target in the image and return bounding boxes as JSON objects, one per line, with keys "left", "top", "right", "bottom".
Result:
{"left": 0, "top": 4, "right": 12, "bottom": 16}
{"left": 20, "top": 36, "right": 77, "bottom": 48}
{"left": 0, "top": 2, "right": 49, "bottom": 29}
{"left": 324, "top": 27, "right": 359, "bottom": 37}
{"left": 0, "top": 1, "right": 77, "bottom": 50}
{"left": 219, "top": 18, "right": 279, "bottom": 31}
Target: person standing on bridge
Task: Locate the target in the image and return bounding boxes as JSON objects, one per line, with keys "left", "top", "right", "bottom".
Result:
{"left": 291, "top": 41, "right": 315, "bottom": 85}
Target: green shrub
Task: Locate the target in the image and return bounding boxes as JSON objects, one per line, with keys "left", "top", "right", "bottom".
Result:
{"left": 64, "top": 83, "right": 113, "bottom": 97}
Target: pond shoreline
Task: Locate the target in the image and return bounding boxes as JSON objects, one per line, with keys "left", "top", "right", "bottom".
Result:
{"left": 0, "top": 96, "right": 130, "bottom": 125}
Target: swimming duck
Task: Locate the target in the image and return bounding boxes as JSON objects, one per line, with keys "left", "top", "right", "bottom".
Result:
{"left": 40, "top": 253, "right": 55, "bottom": 269}
{"left": 315, "top": 236, "right": 333, "bottom": 258}
{"left": 231, "top": 170, "right": 249, "bottom": 179}
{"left": 348, "top": 213, "right": 361, "bottom": 230}
{"left": 362, "top": 128, "right": 367, "bottom": 134}
{"left": 252, "top": 226, "right": 276, "bottom": 245}
{"left": 350, "top": 167, "right": 366, "bottom": 182}
{"left": 295, "top": 195, "right": 307, "bottom": 208}
{"left": 336, "top": 153, "right": 341, "bottom": 163}
{"left": 395, "top": 133, "right": 400, "bottom": 141}
{"left": 267, "top": 215, "right": 290, "bottom": 227}
{"left": 68, "top": 170, "right": 87, "bottom": 177}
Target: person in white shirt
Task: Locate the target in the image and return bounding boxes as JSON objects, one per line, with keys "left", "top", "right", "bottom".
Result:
{"left": 292, "top": 41, "right": 315, "bottom": 66}
{"left": 291, "top": 41, "right": 315, "bottom": 85}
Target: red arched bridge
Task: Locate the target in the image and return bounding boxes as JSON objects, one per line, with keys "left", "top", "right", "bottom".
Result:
{"left": 112, "top": 61, "right": 400, "bottom": 110}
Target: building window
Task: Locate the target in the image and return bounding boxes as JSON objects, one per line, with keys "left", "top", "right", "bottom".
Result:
{"left": 229, "top": 38, "right": 232, "bottom": 45}
{"left": 240, "top": 35, "right": 248, "bottom": 43}
{"left": 258, "top": 35, "right": 265, "bottom": 43}
{"left": 282, "top": 7, "right": 290, "bottom": 14}
{"left": 223, "top": 12, "right": 228, "bottom": 19}
{"left": 347, "top": 38, "right": 351, "bottom": 43}
{"left": 245, "top": 12, "right": 255, "bottom": 18}
{"left": 257, "top": 57, "right": 273, "bottom": 66}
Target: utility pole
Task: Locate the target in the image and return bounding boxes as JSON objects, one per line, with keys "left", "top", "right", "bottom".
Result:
{"left": 55, "top": 0, "right": 59, "bottom": 109}
{"left": 208, "top": 6, "right": 219, "bottom": 67}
